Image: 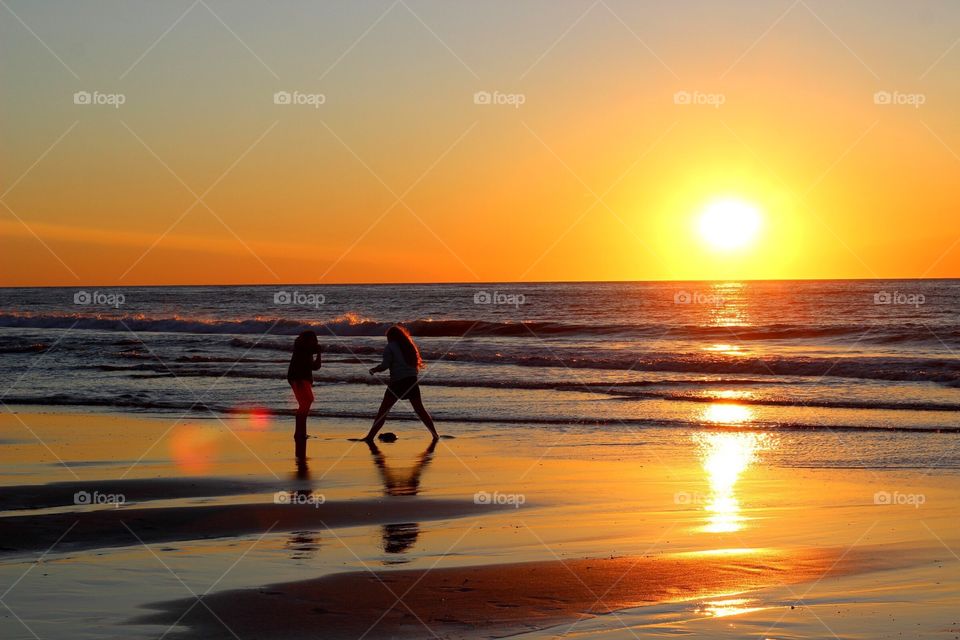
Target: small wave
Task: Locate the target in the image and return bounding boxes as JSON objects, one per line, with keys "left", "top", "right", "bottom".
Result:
{"left": 87, "top": 362, "right": 960, "bottom": 411}
{"left": 457, "top": 353, "right": 960, "bottom": 387}
{"left": 0, "top": 312, "right": 311, "bottom": 336}
{"left": 117, "top": 350, "right": 153, "bottom": 360}
{"left": 99, "top": 337, "right": 960, "bottom": 388}
{"left": 0, "top": 342, "right": 49, "bottom": 354}
{"left": 2, "top": 395, "right": 957, "bottom": 433}
{"left": 2, "top": 312, "right": 956, "bottom": 345}
{"left": 5, "top": 312, "right": 960, "bottom": 389}
{"left": 229, "top": 338, "right": 384, "bottom": 356}
{"left": 228, "top": 338, "right": 960, "bottom": 383}
{"left": 84, "top": 360, "right": 728, "bottom": 386}
{"left": 607, "top": 391, "right": 960, "bottom": 413}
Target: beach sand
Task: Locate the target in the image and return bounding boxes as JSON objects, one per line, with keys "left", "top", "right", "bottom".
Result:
{"left": 1, "top": 409, "right": 957, "bottom": 639}
{"left": 135, "top": 546, "right": 902, "bottom": 639}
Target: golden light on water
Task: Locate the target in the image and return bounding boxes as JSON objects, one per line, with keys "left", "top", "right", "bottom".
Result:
{"left": 693, "top": 423, "right": 771, "bottom": 534}
{"left": 705, "top": 282, "right": 751, "bottom": 328}
{"left": 703, "top": 343, "right": 745, "bottom": 356}
{"left": 701, "top": 403, "right": 754, "bottom": 425}
{"left": 713, "top": 390, "right": 753, "bottom": 401}
{"left": 696, "top": 597, "right": 765, "bottom": 618}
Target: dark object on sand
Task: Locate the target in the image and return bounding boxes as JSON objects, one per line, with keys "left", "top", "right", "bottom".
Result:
{"left": 378, "top": 432, "right": 398, "bottom": 443}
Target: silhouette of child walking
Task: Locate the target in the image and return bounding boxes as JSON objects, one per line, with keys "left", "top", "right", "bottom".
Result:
{"left": 361, "top": 325, "right": 438, "bottom": 442}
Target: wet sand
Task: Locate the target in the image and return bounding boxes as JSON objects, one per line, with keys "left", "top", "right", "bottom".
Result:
{"left": 1, "top": 408, "right": 957, "bottom": 640}
{"left": 136, "top": 546, "right": 894, "bottom": 639}
{"left": 0, "top": 477, "right": 271, "bottom": 511}
{"left": 0, "top": 497, "right": 501, "bottom": 555}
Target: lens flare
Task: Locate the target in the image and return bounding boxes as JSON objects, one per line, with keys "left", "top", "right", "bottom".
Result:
{"left": 169, "top": 424, "right": 221, "bottom": 474}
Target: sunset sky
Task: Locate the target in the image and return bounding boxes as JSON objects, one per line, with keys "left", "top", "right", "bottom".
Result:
{"left": 2, "top": 0, "right": 959, "bottom": 285}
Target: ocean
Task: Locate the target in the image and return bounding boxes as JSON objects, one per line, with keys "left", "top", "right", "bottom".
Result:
{"left": 2, "top": 279, "right": 959, "bottom": 468}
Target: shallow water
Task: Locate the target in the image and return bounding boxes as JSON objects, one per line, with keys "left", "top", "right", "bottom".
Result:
{"left": 1, "top": 280, "right": 959, "bottom": 437}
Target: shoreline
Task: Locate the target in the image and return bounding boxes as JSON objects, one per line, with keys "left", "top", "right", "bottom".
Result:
{"left": 4, "top": 402, "right": 959, "bottom": 435}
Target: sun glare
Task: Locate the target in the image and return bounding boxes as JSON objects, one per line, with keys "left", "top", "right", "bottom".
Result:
{"left": 698, "top": 200, "right": 762, "bottom": 251}
{"left": 694, "top": 431, "right": 769, "bottom": 533}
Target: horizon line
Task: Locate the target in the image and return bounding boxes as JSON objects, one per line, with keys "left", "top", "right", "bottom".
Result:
{"left": 2, "top": 276, "right": 958, "bottom": 290}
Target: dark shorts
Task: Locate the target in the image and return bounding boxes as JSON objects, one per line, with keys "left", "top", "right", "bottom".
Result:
{"left": 387, "top": 377, "right": 421, "bottom": 402}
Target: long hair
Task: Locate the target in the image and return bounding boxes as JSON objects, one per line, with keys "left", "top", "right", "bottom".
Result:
{"left": 386, "top": 324, "right": 422, "bottom": 370}
{"left": 293, "top": 330, "right": 319, "bottom": 354}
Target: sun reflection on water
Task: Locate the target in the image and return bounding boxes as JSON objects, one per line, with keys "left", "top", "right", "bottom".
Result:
{"left": 696, "top": 597, "right": 765, "bottom": 618}
{"left": 701, "top": 402, "right": 753, "bottom": 425}
{"left": 692, "top": 407, "right": 773, "bottom": 533}
{"left": 703, "top": 343, "right": 746, "bottom": 356}
{"left": 706, "top": 282, "right": 750, "bottom": 328}
{"left": 712, "top": 389, "right": 754, "bottom": 401}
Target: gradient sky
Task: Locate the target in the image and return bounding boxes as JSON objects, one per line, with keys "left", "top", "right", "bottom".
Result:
{"left": 2, "top": 0, "right": 959, "bottom": 285}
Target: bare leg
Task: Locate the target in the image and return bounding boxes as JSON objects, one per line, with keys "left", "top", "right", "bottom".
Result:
{"left": 291, "top": 381, "right": 313, "bottom": 458}
{"left": 363, "top": 391, "right": 398, "bottom": 442}
{"left": 294, "top": 423, "right": 307, "bottom": 459}
{"left": 409, "top": 396, "right": 439, "bottom": 440}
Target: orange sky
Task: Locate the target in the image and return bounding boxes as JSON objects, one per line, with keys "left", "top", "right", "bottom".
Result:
{"left": 2, "top": 1, "right": 959, "bottom": 285}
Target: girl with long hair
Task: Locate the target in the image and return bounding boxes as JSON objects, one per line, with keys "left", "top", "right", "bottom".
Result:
{"left": 287, "top": 330, "right": 322, "bottom": 456}
{"left": 361, "top": 324, "right": 438, "bottom": 442}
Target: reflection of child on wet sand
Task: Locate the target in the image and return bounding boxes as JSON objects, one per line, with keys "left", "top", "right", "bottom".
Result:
{"left": 366, "top": 439, "right": 437, "bottom": 560}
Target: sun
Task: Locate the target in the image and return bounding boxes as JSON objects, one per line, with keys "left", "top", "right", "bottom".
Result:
{"left": 698, "top": 199, "right": 762, "bottom": 251}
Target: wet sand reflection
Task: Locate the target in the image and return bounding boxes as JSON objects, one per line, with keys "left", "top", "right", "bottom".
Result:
{"left": 366, "top": 440, "right": 437, "bottom": 563}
